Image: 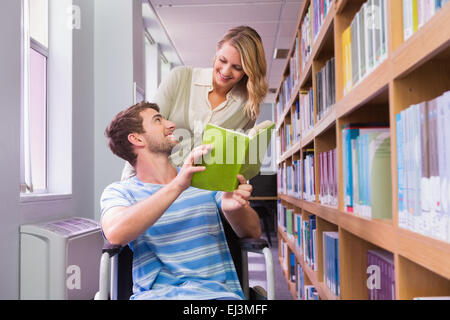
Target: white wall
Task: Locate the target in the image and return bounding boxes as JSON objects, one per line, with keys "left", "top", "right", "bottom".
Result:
{"left": 0, "top": 0, "right": 96, "bottom": 299}
{"left": 94, "top": 0, "right": 145, "bottom": 220}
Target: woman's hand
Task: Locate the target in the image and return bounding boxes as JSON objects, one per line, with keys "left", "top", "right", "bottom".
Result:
{"left": 221, "top": 174, "right": 253, "bottom": 213}
{"left": 171, "top": 144, "right": 213, "bottom": 192}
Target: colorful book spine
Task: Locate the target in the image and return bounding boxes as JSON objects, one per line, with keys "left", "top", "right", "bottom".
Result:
{"left": 396, "top": 90, "right": 450, "bottom": 242}
{"left": 303, "top": 150, "right": 316, "bottom": 202}
{"left": 301, "top": 3, "right": 313, "bottom": 69}
{"left": 300, "top": 89, "right": 314, "bottom": 136}
{"left": 323, "top": 231, "right": 340, "bottom": 296}
{"left": 319, "top": 148, "right": 338, "bottom": 207}
{"left": 316, "top": 58, "right": 336, "bottom": 121}
{"left": 403, "top": 0, "right": 448, "bottom": 40}
{"left": 343, "top": 0, "right": 388, "bottom": 95}
{"left": 367, "top": 250, "right": 395, "bottom": 300}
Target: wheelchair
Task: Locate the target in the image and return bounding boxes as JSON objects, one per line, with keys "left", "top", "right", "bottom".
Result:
{"left": 94, "top": 211, "right": 275, "bottom": 300}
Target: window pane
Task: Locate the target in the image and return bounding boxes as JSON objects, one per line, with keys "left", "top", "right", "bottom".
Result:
{"left": 29, "top": 48, "right": 47, "bottom": 191}
{"left": 29, "top": 0, "right": 48, "bottom": 47}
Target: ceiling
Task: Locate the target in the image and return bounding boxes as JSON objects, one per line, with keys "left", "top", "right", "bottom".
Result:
{"left": 145, "top": 0, "right": 303, "bottom": 103}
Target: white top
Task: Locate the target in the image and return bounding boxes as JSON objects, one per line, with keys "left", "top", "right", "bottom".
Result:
{"left": 121, "top": 66, "right": 256, "bottom": 178}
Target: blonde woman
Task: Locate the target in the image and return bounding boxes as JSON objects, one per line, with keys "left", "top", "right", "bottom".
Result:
{"left": 122, "top": 25, "right": 268, "bottom": 178}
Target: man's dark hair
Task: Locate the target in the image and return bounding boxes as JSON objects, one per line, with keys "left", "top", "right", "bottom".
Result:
{"left": 105, "top": 101, "right": 160, "bottom": 166}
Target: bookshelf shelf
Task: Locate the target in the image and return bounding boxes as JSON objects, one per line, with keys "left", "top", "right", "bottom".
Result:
{"left": 278, "top": 225, "right": 340, "bottom": 300}
{"left": 299, "top": 58, "right": 313, "bottom": 90}
{"left": 275, "top": 0, "right": 450, "bottom": 300}
{"left": 279, "top": 193, "right": 395, "bottom": 252}
{"left": 278, "top": 141, "right": 301, "bottom": 165}
{"left": 335, "top": 60, "right": 390, "bottom": 118}
{"left": 397, "top": 228, "right": 450, "bottom": 280}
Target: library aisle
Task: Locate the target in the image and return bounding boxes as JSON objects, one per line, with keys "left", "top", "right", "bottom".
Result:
{"left": 274, "top": 0, "right": 450, "bottom": 300}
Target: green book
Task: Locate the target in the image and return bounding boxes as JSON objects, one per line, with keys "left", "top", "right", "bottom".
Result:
{"left": 368, "top": 130, "right": 392, "bottom": 219}
{"left": 191, "top": 120, "right": 275, "bottom": 192}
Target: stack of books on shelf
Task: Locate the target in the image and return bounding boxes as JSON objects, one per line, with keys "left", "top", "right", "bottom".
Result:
{"left": 296, "top": 262, "right": 305, "bottom": 299}
{"left": 292, "top": 159, "right": 303, "bottom": 199}
{"left": 290, "top": 36, "right": 300, "bottom": 89}
{"left": 300, "top": 89, "right": 315, "bottom": 136}
{"left": 303, "top": 149, "right": 316, "bottom": 202}
{"left": 313, "top": 0, "right": 334, "bottom": 40}
{"left": 290, "top": 253, "right": 296, "bottom": 283}
{"left": 403, "top": 0, "right": 449, "bottom": 40}
{"left": 277, "top": 163, "right": 286, "bottom": 195}
{"left": 279, "top": 123, "right": 292, "bottom": 154}
{"left": 367, "top": 250, "right": 395, "bottom": 300}
{"left": 304, "top": 285, "right": 320, "bottom": 300}
{"left": 280, "top": 238, "right": 289, "bottom": 274}
{"left": 342, "top": 0, "right": 388, "bottom": 96}
{"left": 396, "top": 91, "right": 450, "bottom": 242}
{"left": 316, "top": 58, "right": 336, "bottom": 121}
{"left": 278, "top": 200, "right": 287, "bottom": 233}
{"left": 301, "top": 3, "right": 313, "bottom": 69}
{"left": 292, "top": 101, "right": 301, "bottom": 146}
{"left": 286, "top": 208, "right": 295, "bottom": 240}
{"left": 319, "top": 149, "right": 338, "bottom": 207}
{"left": 295, "top": 213, "right": 303, "bottom": 251}
{"left": 342, "top": 123, "right": 392, "bottom": 219}
{"left": 276, "top": 76, "right": 296, "bottom": 123}
{"left": 302, "top": 215, "right": 318, "bottom": 271}
{"left": 323, "top": 231, "right": 340, "bottom": 297}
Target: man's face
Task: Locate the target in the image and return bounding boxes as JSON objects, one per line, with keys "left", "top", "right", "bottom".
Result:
{"left": 139, "top": 108, "right": 178, "bottom": 156}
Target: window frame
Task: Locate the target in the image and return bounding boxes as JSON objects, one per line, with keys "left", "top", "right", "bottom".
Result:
{"left": 20, "top": 0, "right": 49, "bottom": 195}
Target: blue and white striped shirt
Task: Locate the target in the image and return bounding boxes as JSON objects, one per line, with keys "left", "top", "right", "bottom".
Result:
{"left": 100, "top": 175, "right": 244, "bottom": 300}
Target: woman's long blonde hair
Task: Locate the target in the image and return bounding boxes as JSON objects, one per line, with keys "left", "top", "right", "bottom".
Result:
{"left": 216, "top": 26, "right": 268, "bottom": 120}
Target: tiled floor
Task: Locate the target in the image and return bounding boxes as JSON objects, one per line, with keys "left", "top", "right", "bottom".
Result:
{"left": 248, "top": 232, "right": 293, "bottom": 300}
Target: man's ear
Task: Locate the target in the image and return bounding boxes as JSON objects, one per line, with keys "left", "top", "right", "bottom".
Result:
{"left": 128, "top": 133, "right": 145, "bottom": 147}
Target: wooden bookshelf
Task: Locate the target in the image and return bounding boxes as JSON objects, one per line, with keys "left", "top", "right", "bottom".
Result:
{"left": 275, "top": 0, "right": 450, "bottom": 300}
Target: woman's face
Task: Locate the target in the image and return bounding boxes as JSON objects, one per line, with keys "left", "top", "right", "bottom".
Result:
{"left": 213, "top": 42, "right": 245, "bottom": 92}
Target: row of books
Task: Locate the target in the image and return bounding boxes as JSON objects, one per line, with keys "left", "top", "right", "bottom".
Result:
{"left": 277, "top": 152, "right": 316, "bottom": 204}
{"left": 342, "top": 0, "right": 388, "bottom": 96}
{"left": 289, "top": 35, "right": 300, "bottom": 92}
{"left": 396, "top": 91, "right": 450, "bottom": 242}
{"left": 280, "top": 123, "right": 291, "bottom": 155}
{"left": 313, "top": 0, "right": 334, "bottom": 40}
{"left": 291, "top": 101, "right": 301, "bottom": 147}
{"left": 277, "top": 204, "right": 319, "bottom": 273}
{"left": 276, "top": 73, "right": 296, "bottom": 121}
{"left": 296, "top": 262, "right": 320, "bottom": 300}
{"left": 316, "top": 57, "right": 336, "bottom": 121}
{"left": 367, "top": 250, "right": 395, "bottom": 300}
{"left": 300, "top": 89, "right": 314, "bottom": 137}
{"left": 303, "top": 150, "right": 316, "bottom": 202}
{"left": 319, "top": 149, "right": 338, "bottom": 207}
{"left": 323, "top": 231, "right": 340, "bottom": 297}
{"left": 280, "top": 236, "right": 289, "bottom": 274}
{"left": 342, "top": 123, "right": 392, "bottom": 219}
{"left": 403, "top": 0, "right": 449, "bottom": 40}
{"left": 297, "top": 214, "right": 318, "bottom": 271}
{"left": 301, "top": 3, "right": 313, "bottom": 70}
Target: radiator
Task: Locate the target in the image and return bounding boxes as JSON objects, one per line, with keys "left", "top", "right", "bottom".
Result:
{"left": 20, "top": 217, "right": 104, "bottom": 300}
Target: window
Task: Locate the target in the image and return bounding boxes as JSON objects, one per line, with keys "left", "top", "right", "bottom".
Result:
{"left": 21, "top": 0, "right": 49, "bottom": 194}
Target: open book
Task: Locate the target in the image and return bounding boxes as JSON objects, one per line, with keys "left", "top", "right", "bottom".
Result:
{"left": 191, "top": 120, "right": 275, "bottom": 192}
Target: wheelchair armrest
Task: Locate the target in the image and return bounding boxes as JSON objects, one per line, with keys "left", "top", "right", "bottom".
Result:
{"left": 102, "top": 241, "right": 123, "bottom": 257}
{"left": 238, "top": 238, "right": 269, "bottom": 254}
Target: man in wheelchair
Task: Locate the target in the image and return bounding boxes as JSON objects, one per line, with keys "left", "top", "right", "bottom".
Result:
{"left": 100, "top": 101, "right": 262, "bottom": 300}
